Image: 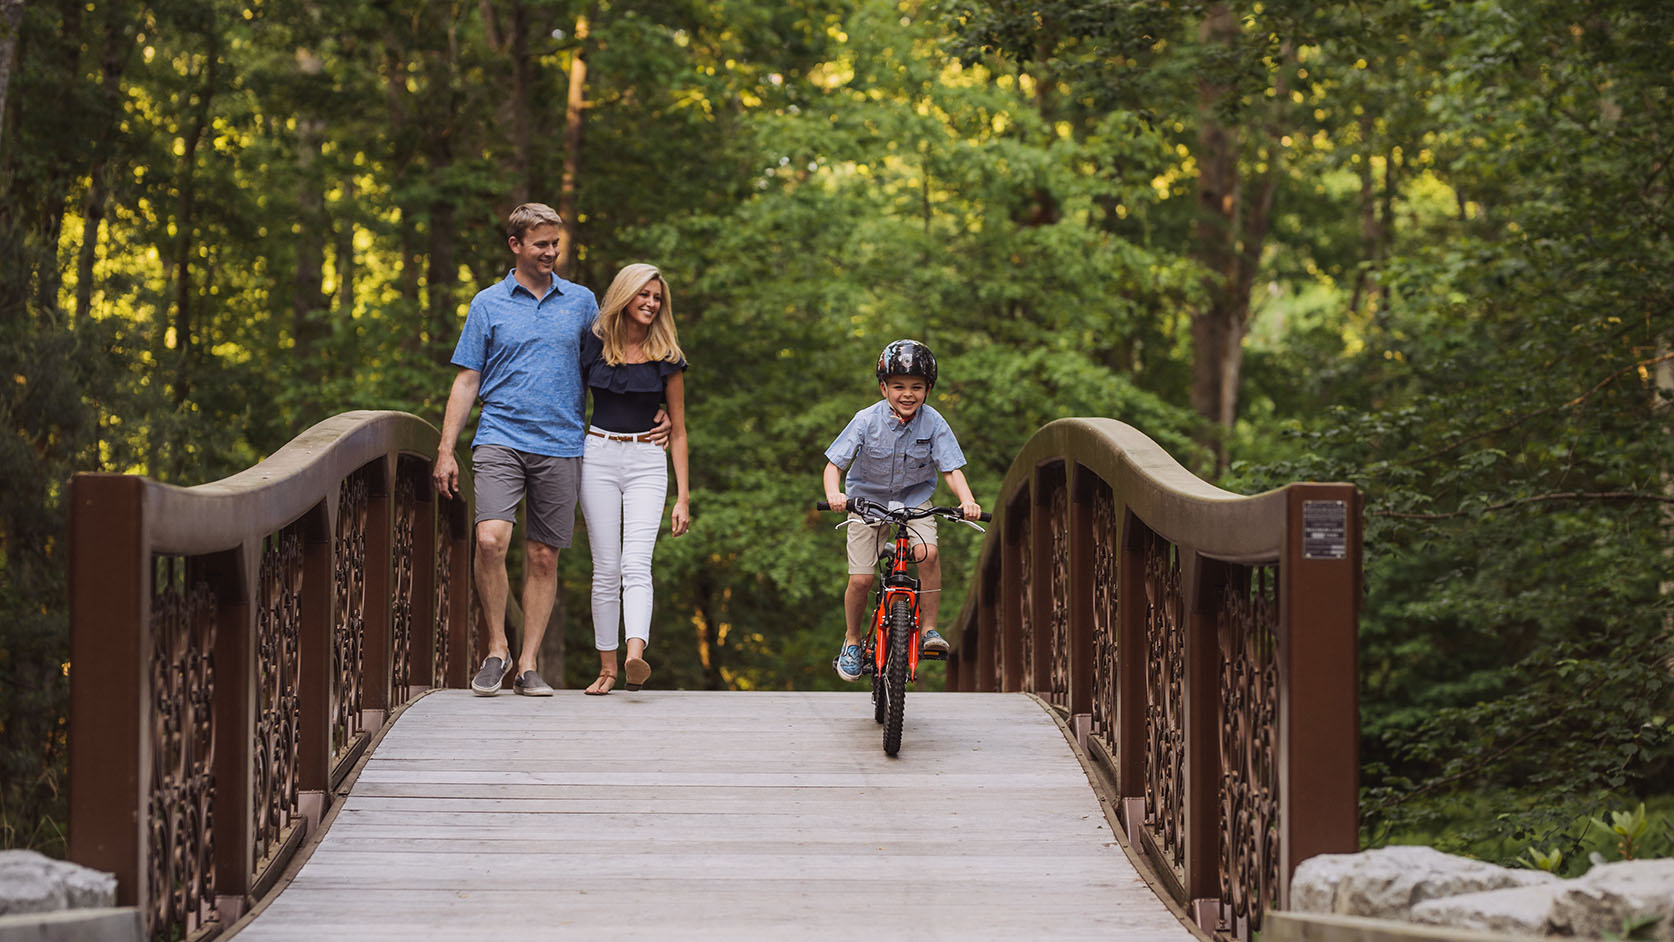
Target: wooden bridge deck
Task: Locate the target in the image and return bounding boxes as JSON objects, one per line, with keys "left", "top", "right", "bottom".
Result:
{"left": 232, "top": 690, "right": 1197, "bottom": 941}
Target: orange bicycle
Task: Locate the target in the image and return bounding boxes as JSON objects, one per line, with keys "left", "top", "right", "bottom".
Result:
{"left": 817, "top": 497, "right": 988, "bottom": 756}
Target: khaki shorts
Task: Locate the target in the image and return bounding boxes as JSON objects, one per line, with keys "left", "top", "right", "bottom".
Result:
{"left": 847, "top": 500, "right": 937, "bottom": 574}
{"left": 472, "top": 445, "right": 581, "bottom": 549}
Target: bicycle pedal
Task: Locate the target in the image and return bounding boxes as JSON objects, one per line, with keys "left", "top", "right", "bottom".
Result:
{"left": 919, "top": 650, "right": 947, "bottom": 661}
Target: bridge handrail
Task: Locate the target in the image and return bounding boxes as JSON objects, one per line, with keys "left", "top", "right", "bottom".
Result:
{"left": 946, "top": 417, "right": 1362, "bottom": 941}
{"left": 67, "top": 410, "right": 476, "bottom": 941}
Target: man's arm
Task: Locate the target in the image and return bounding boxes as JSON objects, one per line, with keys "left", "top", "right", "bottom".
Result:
{"left": 942, "top": 468, "right": 981, "bottom": 521}
{"left": 433, "top": 368, "right": 482, "bottom": 498}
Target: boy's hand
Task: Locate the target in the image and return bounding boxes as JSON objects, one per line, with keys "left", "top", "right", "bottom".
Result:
{"left": 828, "top": 493, "right": 848, "bottom": 513}
{"left": 960, "top": 500, "right": 982, "bottom": 521}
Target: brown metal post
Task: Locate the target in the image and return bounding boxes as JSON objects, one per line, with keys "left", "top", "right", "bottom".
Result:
{"left": 203, "top": 542, "right": 257, "bottom": 920}
{"left": 411, "top": 480, "right": 437, "bottom": 692}
{"left": 976, "top": 567, "right": 997, "bottom": 693}
{"left": 1030, "top": 467, "right": 1055, "bottom": 697}
{"left": 1183, "top": 554, "right": 1224, "bottom": 921}
{"left": 1117, "top": 509, "right": 1149, "bottom": 807}
{"left": 445, "top": 501, "right": 473, "bottom": 689}
{"left": 1068, "top": 464, "right": 1095, "bottom": 718}
{"left": 1278, "top": 484, "right": 1361, "bottom": 904}
{"left": 1000, "top": 497, "right": 1027, "bottom": 691}
{"left": 362, "top": 458, "right": 394, "bottom": 718}
{"left": 67, "top": 475, "right": 148, "bottom": 912}
{"left": 296, "top": 500, "right": 333, "bottom": 829}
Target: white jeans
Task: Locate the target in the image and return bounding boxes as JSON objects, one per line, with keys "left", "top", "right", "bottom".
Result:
{"left": 579, "top": 430, "right": 668, "bottom": 652}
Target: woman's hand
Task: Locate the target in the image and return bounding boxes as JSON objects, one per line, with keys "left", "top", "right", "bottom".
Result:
{"left": 960, "top": 500, "right": 982, "bottom": 521}
{"left": 671, "top": 498, "right": 690, "bottom": 536}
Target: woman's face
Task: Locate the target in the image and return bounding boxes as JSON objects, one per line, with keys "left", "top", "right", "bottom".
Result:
{"left": 626, "top": 279, "right": 663, "bottom": 330}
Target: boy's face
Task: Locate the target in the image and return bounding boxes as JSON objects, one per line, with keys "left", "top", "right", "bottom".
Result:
{"left": 880, "top": 375, "right": 928, "bottom": 421}
{"left": 508, "top": 223, "right": 561, "bottom": 279}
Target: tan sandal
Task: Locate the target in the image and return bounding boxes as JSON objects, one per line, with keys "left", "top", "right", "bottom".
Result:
{"left": 584, "top": 671, "right": 617, "bottom": 695}
{"left": 624, "top": 657, "right": 652, "bottom": 692}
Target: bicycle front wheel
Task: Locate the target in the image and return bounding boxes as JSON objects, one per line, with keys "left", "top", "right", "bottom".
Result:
{"left": 883, "top": 596, "right": 911, "bottom": 756}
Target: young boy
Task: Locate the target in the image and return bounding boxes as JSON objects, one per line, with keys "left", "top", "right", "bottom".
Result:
{"left": 822, "top": 339, "right": 982, "bottom": 682}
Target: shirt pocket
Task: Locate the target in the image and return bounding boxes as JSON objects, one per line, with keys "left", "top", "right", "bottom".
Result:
{"left": 905, "top": 439, "right": 934, "bottom": 472}
{"left": 854, "top": 440, "right": 898, "bottom": 482}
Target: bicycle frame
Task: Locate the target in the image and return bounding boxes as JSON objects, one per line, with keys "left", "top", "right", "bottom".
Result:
{"left": 868, "top": 519, "right": 924, "bottom": 682}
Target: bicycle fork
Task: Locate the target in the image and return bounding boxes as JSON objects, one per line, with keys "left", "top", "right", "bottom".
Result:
{"left": 871, "top": 586, "right": 921, "bottom": 681}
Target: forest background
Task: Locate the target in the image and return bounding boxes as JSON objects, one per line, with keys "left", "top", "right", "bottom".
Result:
{"left": 2, "top": 0, "right": 1671, "bottom": 875}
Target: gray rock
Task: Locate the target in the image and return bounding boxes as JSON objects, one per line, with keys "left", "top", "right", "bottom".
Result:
{"left": 1291, "top": 846, "right": 1559, "bottom": 920}
{"left": 1549, "top": 859, "right": 1674, "bottom": 942}
{"left": 1410, "top": 883, "right": 1563, "bottom": 936}
{"left": 0, "top": 852, "right": 117, "bottom": 916}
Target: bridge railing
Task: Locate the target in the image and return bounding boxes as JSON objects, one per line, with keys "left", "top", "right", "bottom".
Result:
{"left": 67, "top": 411, "right": 475, "bottom": 941}
{"left": 946, "top": 418, "right": 1361, "bottom": 942}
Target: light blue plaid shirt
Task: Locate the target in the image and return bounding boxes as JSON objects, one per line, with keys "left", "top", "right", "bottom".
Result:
{"left": 824, "top": 401, "right": 966, "bottom": 507}
{"left": 451, "top": 270, "right": 598, "bottom": 458}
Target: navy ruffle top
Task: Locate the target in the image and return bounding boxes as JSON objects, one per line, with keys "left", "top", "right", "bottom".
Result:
{"left": 579, "top": 331, "right": 687, "bottom": 433}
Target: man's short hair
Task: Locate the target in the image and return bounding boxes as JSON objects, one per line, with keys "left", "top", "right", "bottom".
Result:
{"left": 507, "top": 202, "right": 563, "bottom": 241}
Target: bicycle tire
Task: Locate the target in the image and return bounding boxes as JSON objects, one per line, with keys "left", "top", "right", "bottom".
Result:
{"left": 883, "top": 596, "right": 911, "bottom": 756}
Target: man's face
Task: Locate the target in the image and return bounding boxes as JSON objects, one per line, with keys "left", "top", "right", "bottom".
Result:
{"left": 509, "top": 223, "right": 561, "bottom": 277}
{"left": 880, "top": 375, "right": 928, "bottom": 421}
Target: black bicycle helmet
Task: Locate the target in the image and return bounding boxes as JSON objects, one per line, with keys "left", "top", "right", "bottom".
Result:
{"left": 875, "top": 339, "right": 938, "bottom": 389}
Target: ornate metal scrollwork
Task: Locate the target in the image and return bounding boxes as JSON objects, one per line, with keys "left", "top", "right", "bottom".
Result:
{"left": 332, "top": 473, "right": 367, "bottom": 761}
{"left": 254, "top": 527, "right": 302, "bottom": 878}
{"left": 1218, "top": 566, "right": 1281, "bottom": 940}
{"left": 1090, "top": 485, "right": 1118, "bottom": 760}
{"left": 1047, "top": 485, "right": 1070, "bottom": 708}
{"left": 433, "top": 512, "right": 452, "bottom": 688}
{"left": 1143, "top": 532, "right": 1186, "bottom": 882}
{"left": 148, "top": 558, "right": 217, "bottom": 940}
{"left": 391, "top": 472, "right": 416, "bottom": 705}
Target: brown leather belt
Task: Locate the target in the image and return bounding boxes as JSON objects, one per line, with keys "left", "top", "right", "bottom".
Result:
{"left": 587, "top": 429, "right": 657, "bottom": 443}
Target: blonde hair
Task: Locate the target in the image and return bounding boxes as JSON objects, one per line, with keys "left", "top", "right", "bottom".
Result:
{"left": 506, "top": 202, "right": 563, "bottom": 241}
{"left": 594, "top": 263, "right": 685, "bottom": 366}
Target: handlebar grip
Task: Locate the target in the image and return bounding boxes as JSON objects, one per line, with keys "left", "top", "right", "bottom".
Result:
{"left": 815, "top": 501, "right": 831, "bottom": 511}
{"left": 978, "top": 512, "right": 992, "bottom": 522}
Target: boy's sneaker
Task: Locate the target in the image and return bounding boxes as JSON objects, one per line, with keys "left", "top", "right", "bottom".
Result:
{"left": 921, "top": 629, "right": 949, "bottom": 655}
{"left": 834, "top": 644, "right": 864, "bottom": 682}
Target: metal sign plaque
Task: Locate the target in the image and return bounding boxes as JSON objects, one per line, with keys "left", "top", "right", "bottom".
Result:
{"left": 1302, "top": 500, "right": 1348, "bottom": 560}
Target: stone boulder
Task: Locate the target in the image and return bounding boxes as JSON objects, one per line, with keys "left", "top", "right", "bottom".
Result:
{"left": 1550, "top": 859, "right": 1674, "bottom": 942}
{"left": 1410, "top": 883, "right": 1563, "bottom": 937}
{"left": 0, "top": 851, "right": 117, "bottom": 916}
{"left": 1291, "top": 845, "right": 1559, "bottom": 920}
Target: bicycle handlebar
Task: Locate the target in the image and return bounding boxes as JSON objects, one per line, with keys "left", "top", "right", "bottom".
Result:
{"left": 815, "top": 498, "right": 991, "bottom": 523}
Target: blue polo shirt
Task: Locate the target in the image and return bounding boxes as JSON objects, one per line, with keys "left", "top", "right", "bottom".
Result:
{"left": 451, "top": 269, "right": 598, "bottom": 458}
{"left": 825, "top": 401, "right": 966, "bottom": 507}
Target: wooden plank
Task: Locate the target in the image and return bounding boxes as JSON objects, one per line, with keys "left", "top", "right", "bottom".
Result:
{"left": 232, "top": 691, "right": 1199, "bottom": 940}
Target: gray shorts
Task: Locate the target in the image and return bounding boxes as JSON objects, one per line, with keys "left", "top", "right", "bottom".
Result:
{"left": 472, "top": 445, "right": 581, "bottom": 549}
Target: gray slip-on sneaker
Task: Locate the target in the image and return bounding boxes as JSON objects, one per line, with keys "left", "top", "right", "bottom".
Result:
{"left": 471, "top": 655, "right": 512, "bottom": 695}
{"left": 513, "top": 670, "right": 554, "bottom": 696}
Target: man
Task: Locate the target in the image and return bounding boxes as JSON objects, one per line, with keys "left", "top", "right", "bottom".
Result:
{"left": 433, "top": 202, "right": 663, "bottom": 695}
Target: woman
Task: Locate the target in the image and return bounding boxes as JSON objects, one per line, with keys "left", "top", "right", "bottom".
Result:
{"left": 578, "top": 263, "right": 690, "bottom": 694}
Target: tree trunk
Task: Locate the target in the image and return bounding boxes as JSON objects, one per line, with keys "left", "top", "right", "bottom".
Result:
{"left": 1190, "top": 4, "right": 1243, "bottom": 466}
{"left": 424, "top": 32, "right": 460, "bottom": 362}
{"left": 0, "top": 0, "right": 24, "bottom": 164}
{"left": 293, "top": 115, "right": 327, "bottom": 380}
{"left": 170, "top": 29, "right": 219, "bottom": 423}
{"left": 74, "top": 7, "right": 134, "bottom": 325}
{"left": 1190, "top": 7, "right": 1285, "bottom": 471}
{"left": 557, "top": 13, "right": 588, "bottom": 279}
